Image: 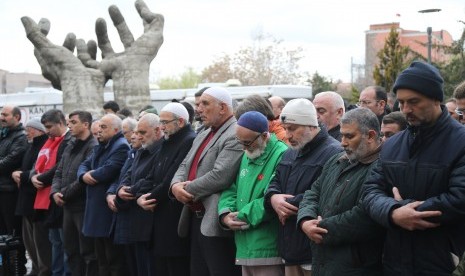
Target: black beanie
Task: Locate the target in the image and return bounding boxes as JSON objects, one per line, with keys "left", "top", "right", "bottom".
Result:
{"left": 392, "top": 61, "right": 444, "bottom": 102}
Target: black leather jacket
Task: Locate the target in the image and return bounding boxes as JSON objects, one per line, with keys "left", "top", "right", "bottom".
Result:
{"left": 0, "top": 124, "right": 28, "bottom": 192}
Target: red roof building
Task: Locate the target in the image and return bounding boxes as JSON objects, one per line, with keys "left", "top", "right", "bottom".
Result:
{"left": 364, "top": 22, "right": 454, "bottom": 87}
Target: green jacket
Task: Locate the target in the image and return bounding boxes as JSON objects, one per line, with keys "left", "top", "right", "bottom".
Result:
{"left": 297, "top": 150, "right": 385, "bottom": 276}
{"left": 219, "top": 134, "right": 287, "bottom": 265}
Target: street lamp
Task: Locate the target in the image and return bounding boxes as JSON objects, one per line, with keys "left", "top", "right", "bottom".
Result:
{"left": 418, "top": 8, "right": 441, "bottom": 64}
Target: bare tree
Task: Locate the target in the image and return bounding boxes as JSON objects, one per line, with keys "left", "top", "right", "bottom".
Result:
{"left": 202, "top": 32, "right": 304, "bottom": 85}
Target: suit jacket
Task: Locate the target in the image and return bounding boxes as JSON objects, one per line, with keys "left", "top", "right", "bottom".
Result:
{"left": 78, "top": 132, "right": 130, "bottom": 238}
{"left": 111, "top": 140, "right": 162, "bottom": 244}
{"left": 171, "top": 116, "right": 243, "bottom": 237}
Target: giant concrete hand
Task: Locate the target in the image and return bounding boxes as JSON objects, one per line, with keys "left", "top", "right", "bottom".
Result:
{"left": 80, "top": 0, "right": 164, "bottom": 112}
{"left": 21, "top": 17, "right": 105, "bottom": 115}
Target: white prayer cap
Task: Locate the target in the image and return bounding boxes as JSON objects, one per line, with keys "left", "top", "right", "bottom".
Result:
{"left": 161, "top": 103, "right": 189, "bottom": 121}
{"left": 203, "top": 87, "right": 232, "bottom": 107}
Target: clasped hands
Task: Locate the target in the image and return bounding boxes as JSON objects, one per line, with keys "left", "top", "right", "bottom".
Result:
{"left": 270, "top": 194, "right": 298, "bottom": 225}
{"left": 390, "top": 187, "right": 441, "bottom": 231}
{"left": 171, "top": 181, "right": 194, "bottom": 204}
{"left": 222, "top": 212, "right": 249, "bottom": 231}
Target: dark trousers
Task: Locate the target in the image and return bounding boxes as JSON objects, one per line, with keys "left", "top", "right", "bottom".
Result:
{"left": 94, "top": 237, "right": 128, "bottom": 276}
{"left": 134, "top": 242, "right": 154, "bottom": 276}
{"left": 1, "top": 192, "right": 26, "bottom": 274}
{"left": 124, "top": 244, "right": 138, "bottom": 276}
{"left": 153, "top": 256, "right": 190, "bottom": 276}
{"left": 63, "top": 209, "right": 98, "bottom": 276}
{"left": 190, "top": 215, "right": 240, "bottom": 276}
{"left": 23, "top": 216, "right": 39, "bottom": 274}
{"left": 28, "top": 217, "right": 52, "bottom": 276}
{"left": 0, "top": 192, "right": 21, "bottom": 235}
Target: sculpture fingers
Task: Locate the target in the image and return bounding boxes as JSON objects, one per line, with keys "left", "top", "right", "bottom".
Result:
{"left": 21, "top": 16, "right": 53, "bottom": 50}
{"left": 86, "top": 40, "right": 100, "bottom": 69}
{"left": 87, "top": 40, "right": 97, "bottom": 60}
{"left": 95, "top": 18, "right": 115, "bottom": 58}
{"left": 63, "top": 33, "right": 76, "bottom": 52}
{"left": 34, "top": 49, "right": 61, "bottom": 89}
{"left": 38, "top": 18, "right": 50, "bottom": 36}
{"left": 135, "top": 0, "right": 158, "bottom": 24}
{"left": 76, "top": 39, "right": 99, "bottom": 69}
{"left": 109, "top": 5, "right": 135, "bottom": 49}
{"left": 133, "top": 0, "right": 164, "bottom": 51}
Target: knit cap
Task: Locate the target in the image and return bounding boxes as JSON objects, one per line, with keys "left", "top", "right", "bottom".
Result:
{"left": 144, "top": 108, "right": 158, "bottom": 115}
{"left": 203, "top": 87, "right": 233, "bottom": 107}
{"left": 280, "top": 98, "right": 318, "bottom": 126}
{"left": 237, "top": 111, "right": 269, "bottom": 133}
{"left": 25, "top": 117, "right": 46, "bottom": 132}
{"left": 392, "top": 61, "right": 444, "bottom": 102}
{"left": 161, "top": 103, "right": 189, "bottom": 121}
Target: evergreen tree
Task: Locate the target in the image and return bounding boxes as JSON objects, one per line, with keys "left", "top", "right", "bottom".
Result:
{"left": 310, "top": 71, "right": 335, "bottom": 98}
{"left": 373, "top": 27, "right": 409, "bottom": 93}
{"left": 439, "top": 25, "right": 465, "bottom": 99}
{"left": 350, "top": 85, "right": 360, "bottom": 104}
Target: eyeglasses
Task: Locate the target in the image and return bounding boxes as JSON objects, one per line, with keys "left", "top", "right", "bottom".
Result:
{"left": 159, "top": 119, "right": 177, "bottom": 126}
{"left": 235, "top": 133, "right": 262, "bottom": 147}
{"left": 356, "top": 100, "right": 379, "bottom": 107}
{"left": 455, "top": 108, "right": 465, "bottom": 116}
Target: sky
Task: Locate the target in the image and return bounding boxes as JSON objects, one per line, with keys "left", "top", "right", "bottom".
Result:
{"left": 0, "top": 0, "right": 464, "bottom": 83}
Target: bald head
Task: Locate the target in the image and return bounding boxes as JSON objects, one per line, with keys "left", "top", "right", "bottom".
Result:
{"left": 268, "top": 96, "right": 286, "bottom": 119}
{"left": 313, "top": 91, "right": 345, "bottom": 130}
{"left": 98, "top": 114, "right": 122, "bottom": 143}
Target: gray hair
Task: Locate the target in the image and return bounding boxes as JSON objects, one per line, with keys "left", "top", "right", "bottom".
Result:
{"left": 235, "top": 94, "right": 275, "bottom": 120}
{"left": 315, "top": 91, "right": 345, "bottom": 111}
{"left": 122, "top": 117, "right": 137, "bottom": 131}
{"left": 139, "top": 113, "right": 160, "bottom": 128}
{"left": 102, "top": 114, "right": 122, "bottom": 130}
{"left": 341, "top": 108, "right": 380, "bottom": 136}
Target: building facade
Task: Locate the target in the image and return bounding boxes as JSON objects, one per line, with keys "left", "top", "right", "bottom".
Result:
{"left": 0, "top": 70, "right": 51, "bottom": 94}
{"left": 365, "top": 22, "right": 453, "bottom": 87}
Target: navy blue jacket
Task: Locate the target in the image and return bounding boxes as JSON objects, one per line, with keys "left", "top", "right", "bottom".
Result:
{"left": 264, "top": 128, "right": 342, "bottom": 265}
{"left": 107, "top": 148, "right": 137, "bottom": 195}
{"left": 111, "top": 140, "right": 162, "bottom": 244}
{"left": 78, "top": 132, "right": 130, "bottom": 238}
{"left": 363, "top": 106, "right": 465, "bottom": 275}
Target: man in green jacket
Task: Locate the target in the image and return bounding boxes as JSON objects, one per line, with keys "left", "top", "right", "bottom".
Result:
{"left": 297, "top": 108, "right": 385, "bottom": 276}
{"left": 219, "top": 111, "right": 288, "bottom": 276}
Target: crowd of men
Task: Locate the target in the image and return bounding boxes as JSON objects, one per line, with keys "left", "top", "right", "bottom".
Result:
{"left": 1, "top": 60, "right": 465, "bottom": 276}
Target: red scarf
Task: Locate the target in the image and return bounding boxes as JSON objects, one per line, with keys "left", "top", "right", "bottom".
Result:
{"left": 33, "top": 135, "right": 65, "bottom": 210}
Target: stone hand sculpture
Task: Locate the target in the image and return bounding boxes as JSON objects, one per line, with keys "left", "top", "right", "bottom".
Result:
{"left": 22, "top": 0, "right": 164, "bottom": 114}
{"left": 82, "top": 0, "right": 164, "bottom": 111}
{"left": 21, "top": 17, "right": 105, "bottom": 115}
